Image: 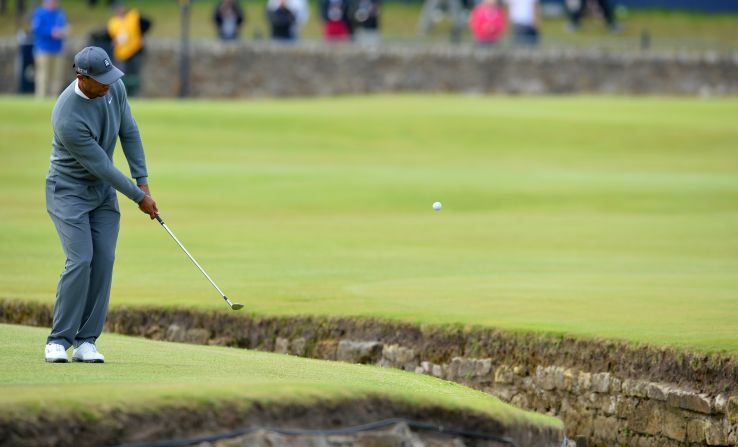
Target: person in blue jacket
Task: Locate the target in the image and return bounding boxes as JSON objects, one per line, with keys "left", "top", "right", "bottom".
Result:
{"left": 31, "top": 0, "right": 68, "bottom": 98}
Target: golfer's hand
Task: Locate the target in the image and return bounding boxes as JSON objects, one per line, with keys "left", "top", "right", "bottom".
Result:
{"left": 137, "top": 187, "right": 158, "bottom": 219}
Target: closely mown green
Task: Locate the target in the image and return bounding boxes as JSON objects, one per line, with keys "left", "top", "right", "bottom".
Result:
{"left": 0, "top": 323, "right": 559, "bottom": 429}
{"left": 0, "top": 96, "right": 736, "bottom": 354}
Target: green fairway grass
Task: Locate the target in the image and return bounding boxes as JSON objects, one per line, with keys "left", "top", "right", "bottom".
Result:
{"left": 0, "top": 324, "right": 559, "bottom": 430}
{"left": 0, "top": 95, "right": 736, "bottom": 354}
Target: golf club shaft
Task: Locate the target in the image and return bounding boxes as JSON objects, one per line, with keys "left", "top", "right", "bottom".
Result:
{"left": 155, "top": 215, "right": 227, "bottom": 299}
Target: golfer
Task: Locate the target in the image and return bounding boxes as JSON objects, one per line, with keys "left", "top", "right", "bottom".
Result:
{"left": 44, "top": 46, "right": 158, "bottom": 363}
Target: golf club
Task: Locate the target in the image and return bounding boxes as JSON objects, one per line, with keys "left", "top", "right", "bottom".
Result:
{"left": 154, "top": 214, "right": 243, "bottom": 311}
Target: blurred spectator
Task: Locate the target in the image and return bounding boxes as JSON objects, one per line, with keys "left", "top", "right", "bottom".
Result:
{"left": 268, "top": 0, "right": 296, "bottom": 41}
{"left": 565, "top": 0, "right": 620, "bottom": 32}
{"left": 107, "top": 2, "right": 151, "bottom": 96}
{"left": 267, "top": 0, "right": 309, "bottom": 39}
{"left": 87, "top": 0, "right": 114, "bottom": 7}
{"left": 214, "top": 0, "right": 246, "bottom": 41}
{"left": 31, "top": 0, "right": 68, "bottom": 99}
{"left": 320, "top": 0, "right": 352, "bottom": 41}
{"left": 88, "top": 26, "right": 113, "bottom": 58}
{"left": 469, "top": 0, "right": 506, "bottom": 46}
{"left": 507, "top": 0, "right": 539, "bottom": 46}
{"left": 353, "top": 0, "right": 381, "bottom": 45}
{"left": 418, "top": 0, "right": 465, "bottom": 43}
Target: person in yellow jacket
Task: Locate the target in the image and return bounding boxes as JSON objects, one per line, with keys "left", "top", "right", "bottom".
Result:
{"left": 107, "top": 2, "right": 151, "bottom": 96}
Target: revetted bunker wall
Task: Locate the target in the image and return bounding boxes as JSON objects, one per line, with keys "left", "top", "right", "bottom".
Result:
{"left": 1, "top": 300, "right": 736, "bottom": 447}
{"left": 2, "top": 396, "right": 563, "bottom": 447}
{"left": 1, "top": 39, "right": 737, "bottom": 96}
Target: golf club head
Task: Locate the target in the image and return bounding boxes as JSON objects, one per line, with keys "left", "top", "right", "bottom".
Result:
{"left": 223, "top": 296, "right": 244, "bottom": 311}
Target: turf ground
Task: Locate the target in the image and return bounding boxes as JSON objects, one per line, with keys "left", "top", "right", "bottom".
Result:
{"left": 0, "top": 324, "right": 558, "bottom": 429}
{"left": 0, "top": 95, "right": 736, "bottom": 354}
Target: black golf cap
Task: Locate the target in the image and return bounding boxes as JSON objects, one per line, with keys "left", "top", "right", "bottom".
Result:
{"left": 73, "top": 46, "right": 124, "bottom": 85}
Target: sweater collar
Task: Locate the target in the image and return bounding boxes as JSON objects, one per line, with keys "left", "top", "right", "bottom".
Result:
{"left": 74, "top": 79, "right": 91, "bottom": 100}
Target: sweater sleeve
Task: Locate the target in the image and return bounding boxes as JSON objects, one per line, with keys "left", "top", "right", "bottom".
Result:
{"left": 56, "top": 120, "right": 146, "bottom": 203}
{"left": 118, "top": 85, "right": 149, "bottom": 186}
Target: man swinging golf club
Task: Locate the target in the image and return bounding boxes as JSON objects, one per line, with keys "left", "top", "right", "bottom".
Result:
{"left": 44, "top": 46, "right": 158, "bottom": 363}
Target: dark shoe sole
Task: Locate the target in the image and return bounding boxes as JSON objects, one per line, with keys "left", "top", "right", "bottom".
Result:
{"left": 72, "top": 358, "right": 104, "bottom": 363}
{"left": 45, "top": 358, "right": 68, "bottom": 363}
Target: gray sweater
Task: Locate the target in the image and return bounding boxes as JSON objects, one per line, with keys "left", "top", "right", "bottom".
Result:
{"left": 49, "top": 79, "right": 147, "bottom": 203}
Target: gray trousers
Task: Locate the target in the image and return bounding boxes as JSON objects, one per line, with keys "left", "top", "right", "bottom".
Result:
{"left": 46, "top": 174, "right": 120, "bottom": 349}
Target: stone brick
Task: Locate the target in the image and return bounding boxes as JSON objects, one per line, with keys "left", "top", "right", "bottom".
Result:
{"left": 661, "top": 409, "right": 686, "bottom": 442}
{"left": 381, "top": 344, "right": 416, "bottom": 370}
{"left": 274, "top": 337, "right": 289, "bottom": 354}
{"left": 535, "top": 366, "right": 556, "bottom": 391}
{"left": 728, "top": 424, "right": 738, "bottom": 444}
{"left": 494, "top": 365, "right": 514, "bottom": 384}
{"left": 553, "top": 366, "right": 566, "bottom": 390}
{"left": 493, "top": 386, "right": 516, "bottom": 402}
{"left": 431, "top": 364, "right": 443, "bottom": 378}
{"left": 314, "top": 339, "right": 338, "bottom": 360}
{"left": 593, "top": 416, "right": 619, "bottom": 442}
{"left": 418, "top": 361, "right": 432, "bottom": 374}
{"left": 728, "top": 395, "right": 738, "bottom": 424}
{"left": 511, "top": 392, "right": 530, "bottom": 409}
{"left": 609, "top": 376, "right": 622, "bottom": 393}
{"left": 622, "top": 379, "right": 647, "bottom": 398}
{"left": 336, "top": 340, "right": 383, "bottom": 364}
{"left": 567, "top": 411, "right": 594, "bottom": 439}
{"left": 705, "top": 420, "right": 727, "bottom": 445}
{"left": 686, "top": 418, "right": 708, "bottom": 443}
{"left": 645, "top": 382, "right": 670, "bottom": 401}
{"left": 144, "top": 324, "right": 163, "bottom": 339}
{"left": 666, "top": 389, "right": 712, "bottom": 414}
{"left": 165, "top": 324, "right": 185, "bottom": 342}
{"left": 575, "top": 372, "right": 591, "bottom": 393}
{"left": 633, "top": 435, "right": 654, "bottom": 447}
{"left": 616, "top": 396, "right": 638, "bottom": 419}
{"left": 184, "top": 328, "right": 210, "bottom": 344}
{"left": 562, "top": 368, "right": 578, "bottom": 392}
{"left": 474, "top": 358, "right": 492, "bottom": 377}
{"left": 456, "top": 357, "right": 477, "bottom": 379}
{"left": 591, "top": 372, "right": 611, "bottom": 393}
{"left": 602, "top": 395, "right": 618, "bottom": 416}
{"left": 584, "top": 392, "right": 598, "bottom": 409}
{"left": 521, "top": 376, "right": 535, "bottom": 391}
{"left": 628, "top": 399, "right": 662, "bottom": 436}
{"left": 712, "top": 394, "right": 727, "bottom": 414}
{"left": 446, "top": 357, "right": 470, "bottom": 380}
{"left": 289, "top": 337, "right": 306, "bottom": 356}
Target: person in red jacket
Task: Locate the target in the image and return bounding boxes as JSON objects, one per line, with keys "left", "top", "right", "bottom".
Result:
{"left": 469, "top": 0, "right": 506, "bottom": 46}
{"left": 321, "top": 0, "right": 352, "bottom": 41}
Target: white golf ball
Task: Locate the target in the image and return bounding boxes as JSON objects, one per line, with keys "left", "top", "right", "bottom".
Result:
{"left": 433, "top": 201, "right": 442, "bottom": 211}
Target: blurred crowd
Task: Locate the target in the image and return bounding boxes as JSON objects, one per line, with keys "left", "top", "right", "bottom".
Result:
{"left": 19, "top": 0, "right": 621, "bottom": 98}
{"left": 21, "top": 0, "right": 152, "bottom": 98}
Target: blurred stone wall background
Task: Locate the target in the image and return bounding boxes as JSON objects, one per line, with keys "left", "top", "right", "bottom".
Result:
{"left": 0, "top": 39, "right": 736, "bottom": 97}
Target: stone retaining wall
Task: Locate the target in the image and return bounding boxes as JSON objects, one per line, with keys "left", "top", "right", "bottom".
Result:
{"left": 2, "top": 300, "right": 736, "bottom": 446}
{"left": 1, "top": 39, "right": 737, "bottom": 96}
{"left": 278, "top": 337, "right": 738, "bottom": 446}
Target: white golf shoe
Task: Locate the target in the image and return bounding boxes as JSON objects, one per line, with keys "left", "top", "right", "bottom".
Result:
{"left": 45, "top": 343, "right": 68, "bottom": 363}
{"left": 72, "top": 342, "right": 105, "bottom": 363}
